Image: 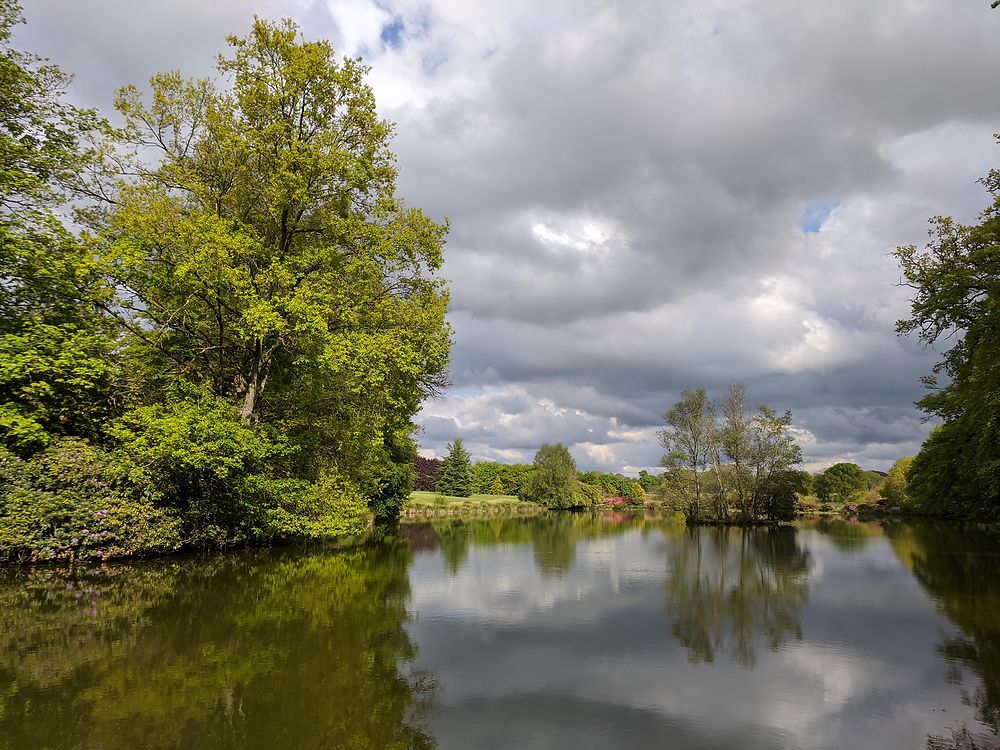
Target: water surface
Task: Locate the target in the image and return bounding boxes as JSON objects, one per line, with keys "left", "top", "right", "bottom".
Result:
{"left": 2, "top": 515, "right": 998, "bottom": 749}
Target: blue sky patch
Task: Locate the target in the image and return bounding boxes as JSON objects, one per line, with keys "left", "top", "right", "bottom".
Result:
{"left": 380, "top": 17, "right": 405, "bottom": 49}
{"left": 801, "top": 202, "right": 838, "bottom": 234}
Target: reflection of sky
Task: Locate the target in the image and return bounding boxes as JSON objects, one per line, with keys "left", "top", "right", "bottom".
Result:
{"left": 406, "top": 524, "right": 977, "bottom": 750}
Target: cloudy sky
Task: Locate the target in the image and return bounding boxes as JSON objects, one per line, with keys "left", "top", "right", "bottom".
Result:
{"left": 19, "top": 0, "right": 1000, "bottom": 473}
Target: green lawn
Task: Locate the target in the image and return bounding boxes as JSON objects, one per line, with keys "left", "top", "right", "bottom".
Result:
{"left": 408, "top": 490, "right": 520, "bottom": 506}
{"left": 403, "top": 490, "right": 541, "bottom": 516}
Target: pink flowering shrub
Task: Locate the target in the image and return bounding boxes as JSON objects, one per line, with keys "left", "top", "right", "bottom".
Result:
{"left": 0, "top": 439, "right": 181, "bottom": 562}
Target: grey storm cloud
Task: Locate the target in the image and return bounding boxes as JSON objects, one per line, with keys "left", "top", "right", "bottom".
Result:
{"left": 19, "top": 0, "right": 1000, "bottom": 472}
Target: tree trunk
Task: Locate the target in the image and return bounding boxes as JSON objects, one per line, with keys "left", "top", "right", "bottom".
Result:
{"left": 240, "top": 339, "right": 262, "bottom": 420}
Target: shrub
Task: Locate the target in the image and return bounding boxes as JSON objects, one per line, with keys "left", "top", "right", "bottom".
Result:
{"left": 109, "top": 395, "right": 287, "bottom": 547}
{"left": 573, "top": 482, "right": 603, "bottom": 508}
{"left": 0, "top": 439, "right": 182, "bottom": 562}
{"left": 258, "top": 471, "right": 370, "bottom": 540}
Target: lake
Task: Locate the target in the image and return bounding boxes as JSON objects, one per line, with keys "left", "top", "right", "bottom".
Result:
{"left": 2, "top": 514, "right": 998, "bottom": 749}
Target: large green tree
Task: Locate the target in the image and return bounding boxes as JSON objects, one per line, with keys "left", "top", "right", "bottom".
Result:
{"left": 659, "top": 388, "right": 713, "bottom": 519}
{"left": 894, "top": 140, "right": 1000, "bottom": 517}
{"left": 814, "top": 462, "right": 866, "bottom": 502}
{"left": 99, "top": 18, "right": 451, "bottom": 515}
{"left": 519, "top": 443, "right": 579, "bottom": 509}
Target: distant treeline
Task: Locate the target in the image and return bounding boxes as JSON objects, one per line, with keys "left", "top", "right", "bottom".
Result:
{"left": 415, "top": 442, "right": 911, "bottom": 519}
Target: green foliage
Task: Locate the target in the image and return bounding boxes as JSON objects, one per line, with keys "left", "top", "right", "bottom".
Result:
{"left": 471, "top": 461, "right": 533, "bottom": 495}
{"left": 0, "top": 439, "right": 182, "bottom": 562}
{"left": 758, "top": 470, "right": 803, "bottom": 522}
{"left": 784, "top": 470, "right": 813, "bottom": 496}
{"left": 880, "top": 456, "right": 915, "bottom": 508}
{"left": 815, "top": 463, "right": 867, "bottom": 502}
{"left": 488, "top": 476, "right": 506, "bottom": 495}
{"left": 863, "top": 470, "right": 886, "bottom": 491}
{"left": 908, "top": 422, "right": 993, "bottom": 517}
{"left": 660, "top": 384, "right": 803, "bottom": 522}
{"left": 436, "top": 439, "right": 473, "bottom": 497}
{"left": 659, "top": 388, "right": 712, "bottom": 518}
{"left": 578, "top": 470, "right": 639, "bottom": 498}
{"left": 572, "top": 481, "right": 604, "bottom": 508}
{"left": 637, "top": 469, "right": 663, "bottom": 490}
{"left": 0, "top": 1, "right": 116, "bottom": 455}
{"left": 895, "top": 146, "right": 1000, "bottom": 517}
{"left": 258, "top": 470, "right": 370, "bottom": 539}
{"left": 104, "top": 18, "right": 450, "bottom": 436}
{"left": 519, "top": 443, "right": 580, "bottom": 509}
{"left": 362, "top": 427, "right": 417, "bottom": 524}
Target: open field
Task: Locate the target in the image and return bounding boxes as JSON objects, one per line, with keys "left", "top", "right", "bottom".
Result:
{"left": 403, "top": 491, "right": 543, "bottom": 517}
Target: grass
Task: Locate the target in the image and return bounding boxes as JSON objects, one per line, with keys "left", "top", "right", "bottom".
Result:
{"left": 403, "top": 490, "right": 542, "bottom": 517}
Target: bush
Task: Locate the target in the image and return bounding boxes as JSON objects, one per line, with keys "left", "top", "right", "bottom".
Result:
{"left": 573, "top": 482, "right": 603, "bottom": 508}
{"left": 0, "top": 439, "right": 182, "bottom": 562}
{"left": 258, "top": 471, "right": 370, "bottom": 540}
{"left": 109, "top": 395, "right": 287, "bottom": 547}
{"left": 650, "top": 482, "right": 688, "bottom": 512}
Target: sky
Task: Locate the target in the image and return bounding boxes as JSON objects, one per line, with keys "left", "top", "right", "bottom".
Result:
{"left": 18, "top": 0, "right": 1000, "bottom": 474}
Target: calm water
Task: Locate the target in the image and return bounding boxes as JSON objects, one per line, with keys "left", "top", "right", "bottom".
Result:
{"left": 2, "top": 516, "right": 999, "bottom": 749}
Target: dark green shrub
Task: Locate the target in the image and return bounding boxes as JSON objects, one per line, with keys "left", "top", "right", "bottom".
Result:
{"left": 109, "top": 395, "right": 287, "bottom": 547}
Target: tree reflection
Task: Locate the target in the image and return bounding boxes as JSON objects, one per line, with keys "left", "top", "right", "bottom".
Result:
{"left": 403, "top": 512, "right": 646, "bottom": 578}
{"left": 665, "top": 526, "right": 811, "bottom": 667}
{"left": 887, "top": 523, "right": 1000, "bottom": 747}
{"left": 805, "top": 518, "right": 883, "bottom": 551}
{"left": 0, "top": 540, "right": 436, "bottom": 750}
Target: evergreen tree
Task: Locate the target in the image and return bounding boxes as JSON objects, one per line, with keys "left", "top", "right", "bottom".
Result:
{"left": 437, "top": 439, "right": 473, "bottom": 497}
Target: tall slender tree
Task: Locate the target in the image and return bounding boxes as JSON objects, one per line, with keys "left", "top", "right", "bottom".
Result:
{"left": 660, "top": 388, "right": 714, "bottom": 520}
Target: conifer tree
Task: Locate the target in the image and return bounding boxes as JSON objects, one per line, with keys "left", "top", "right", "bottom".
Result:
{"left": 437, "top": 439, "right": 473, "bottom": 497}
